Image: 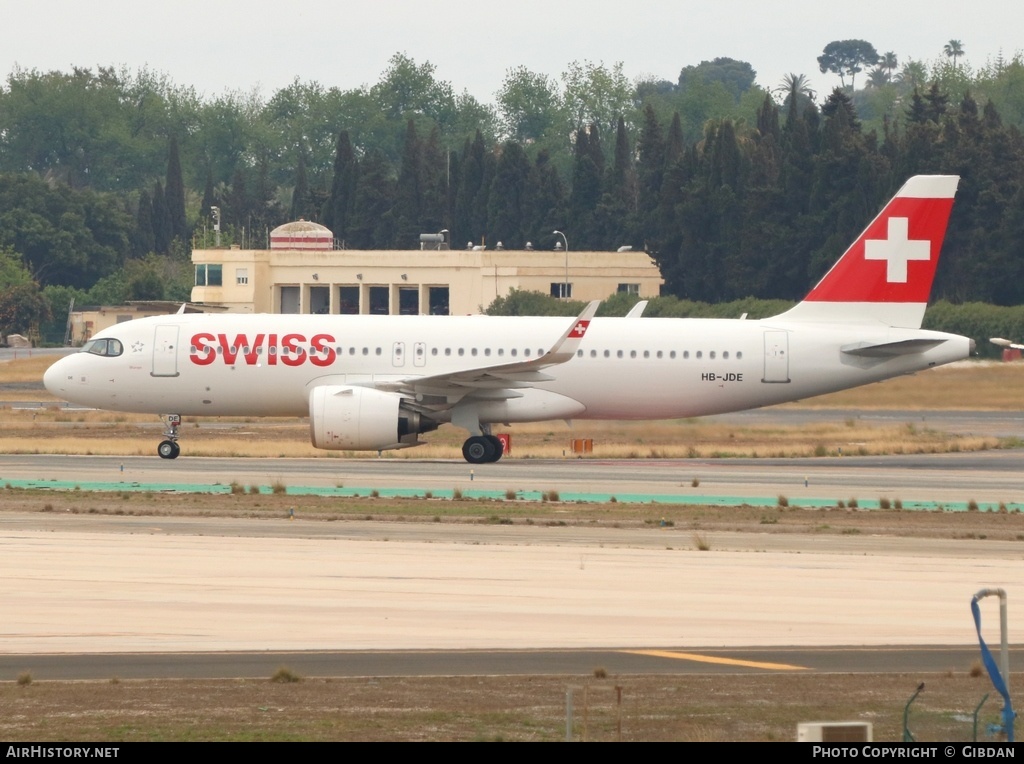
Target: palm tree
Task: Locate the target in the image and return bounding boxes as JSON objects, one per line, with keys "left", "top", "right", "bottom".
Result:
{"left": 944, "top": 40, "right": 965, "bottom": 69}
{"left": 866, "top": 67, "right": 890, "bottom": 88}
{"left": 882, "top": 52, "right": 899, "bottom": 80}
{"left": 896, "top": 60, "right": 928, "bottom": 91}
{"left": 777, "top": 73, "right": 815, "bottom": 101}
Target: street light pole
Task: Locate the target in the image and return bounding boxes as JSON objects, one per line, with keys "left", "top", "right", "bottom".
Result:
{"left": 553, "top": 230, "right": 568, "bottom": 298}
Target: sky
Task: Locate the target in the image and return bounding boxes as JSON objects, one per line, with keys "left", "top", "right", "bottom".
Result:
{"left": 2, "top": 1, "right": 1023, "bottom": 103}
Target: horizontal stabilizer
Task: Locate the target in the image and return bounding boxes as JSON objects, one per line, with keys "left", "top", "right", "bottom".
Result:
{"left": 840, "top": 338, "right": 945, "bottom": 357}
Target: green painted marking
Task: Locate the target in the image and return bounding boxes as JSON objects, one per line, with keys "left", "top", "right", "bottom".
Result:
{"left": 1, "top": 478, "right": 1019, "bottom": 512}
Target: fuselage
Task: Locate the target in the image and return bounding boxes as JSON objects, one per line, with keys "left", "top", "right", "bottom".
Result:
{"left": 44, "top": 312, "right": 972, "bottom": 424}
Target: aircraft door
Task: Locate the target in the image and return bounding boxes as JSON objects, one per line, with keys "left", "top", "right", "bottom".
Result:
{"left": 413, "top": 342, "right": 426, "bottom": 367}
{"left": 392, "top": 341, "right": 405, "bottom": 367}
{"left": 762, "top": 330, "right": 790, "bottom": 383}
{"left": 152, "top": 325, "right": 180, "bottom": 377}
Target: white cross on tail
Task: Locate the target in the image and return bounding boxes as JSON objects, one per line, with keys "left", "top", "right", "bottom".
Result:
{"left": 863, "top": 217, "right": 930, "bottom": 283}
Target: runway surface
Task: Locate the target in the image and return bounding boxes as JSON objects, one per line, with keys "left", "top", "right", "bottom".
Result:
{"left": 2, "top": 446, "right": 1022, "bottom": 680}
{"left": 3, "top": 448, "right": 1024, "bottom": 507}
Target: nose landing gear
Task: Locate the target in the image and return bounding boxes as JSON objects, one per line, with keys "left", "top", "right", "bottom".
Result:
{"left": 158, "top": 414, "right": 182, "bottom": 459}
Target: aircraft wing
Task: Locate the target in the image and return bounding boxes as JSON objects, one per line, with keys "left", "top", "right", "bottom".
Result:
{"left": 376, "top": 301, "right": 599, "bottom": 403}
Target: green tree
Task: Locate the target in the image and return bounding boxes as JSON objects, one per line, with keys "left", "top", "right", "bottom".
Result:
{"left": 817, "top": 40, "right": 880, "bottom": 90}
{"left": 561, "top": 60, "right": 632, "bottom": 137}
{"left": 0, "top": 281, "right": 51, "bottom": 338}
{"left": 0, "top": 174, "right": 129, "bottom": 288}
{"left": 496, "top": 66, "right": 562, "bottom": 142}
{"left": 678, "top": 58, "right": 757, "bottom": 102}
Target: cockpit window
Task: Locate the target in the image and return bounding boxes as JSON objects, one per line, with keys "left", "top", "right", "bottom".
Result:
{"left": 82, "top": 338, "right": 124, "bottom": 357}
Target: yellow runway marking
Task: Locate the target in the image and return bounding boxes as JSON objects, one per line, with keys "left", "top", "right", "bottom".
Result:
{"left": 625, "top": 650, "right": 808, "bottom": 671}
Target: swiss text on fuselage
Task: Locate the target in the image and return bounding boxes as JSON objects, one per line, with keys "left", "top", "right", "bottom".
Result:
{"left": 189, "top": 332, "right": 337, "bottom": 367}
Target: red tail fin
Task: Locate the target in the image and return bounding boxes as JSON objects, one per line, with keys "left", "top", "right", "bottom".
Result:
{"left": 776, "top": 175, "right": 958, "bottom": 328}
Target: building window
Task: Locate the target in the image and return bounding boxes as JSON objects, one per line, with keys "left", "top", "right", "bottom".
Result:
{"left": 338, "top": 286, "right": 359, "bottom": 315}
{"left": 550, "top": 282, "right": 573, "bottom": 298}
{"left": 194, "top": 264, "right": 221, "bottom": 286}
{"left": 428, "top": 286, "right": 449, "bottom": 316}
{"left": 236, "top": 268, "right": 249, "bottom": 285}
{"left": 617, "top": 283, "right": 640, "bottom": 295}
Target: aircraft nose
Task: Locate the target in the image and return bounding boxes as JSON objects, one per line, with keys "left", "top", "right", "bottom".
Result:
{"left": 43, "top": 355, "right": 71, "bottom": 396}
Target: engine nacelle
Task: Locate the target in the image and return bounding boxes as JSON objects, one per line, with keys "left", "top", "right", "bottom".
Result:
{"left": 309, "top": 385, "right": 436, "bottom": 451}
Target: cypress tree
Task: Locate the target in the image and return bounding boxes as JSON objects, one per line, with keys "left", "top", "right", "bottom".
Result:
{"left": 487, "top": 140, "right": 530, "bottom": 247}
{"left": 165, "top": 135, "right": 187, "bottom": 241}
{"left": 323, "top": 130, "right": 357, "bottom": 242}
{"left": 151, "top": 180, "right": 172, "bottom": 254}
{"left": 393, "top": 119, "right": 422, "bottom": 247}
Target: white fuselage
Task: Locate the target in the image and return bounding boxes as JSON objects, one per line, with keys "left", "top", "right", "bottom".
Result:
{"left": 44, "top": 312, "right": 971, "bottom": 424}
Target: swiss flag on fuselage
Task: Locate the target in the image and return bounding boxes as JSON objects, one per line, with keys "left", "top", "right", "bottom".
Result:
{"left": 803, "top": 177, "right": 957, "bottom": 304}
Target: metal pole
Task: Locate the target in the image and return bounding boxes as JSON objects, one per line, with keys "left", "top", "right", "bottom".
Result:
{"left": 553, "top": 230, "right": 568, "bottom": 298}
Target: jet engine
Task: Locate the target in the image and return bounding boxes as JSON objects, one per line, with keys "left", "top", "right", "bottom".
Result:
{"left": 309, "top": 385, "right": 437, "bottom": 451}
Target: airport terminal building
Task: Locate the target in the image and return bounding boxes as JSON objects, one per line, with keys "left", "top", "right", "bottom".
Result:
{"left": 190, "top": 220, "right": 664, "bottom": 315}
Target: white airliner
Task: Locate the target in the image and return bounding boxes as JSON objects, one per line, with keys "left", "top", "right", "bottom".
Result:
{"left": 44, "top": 175, "right": 973, "bottom": 464}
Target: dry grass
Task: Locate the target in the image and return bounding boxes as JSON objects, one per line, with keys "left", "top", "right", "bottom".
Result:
{"left": 8, "top": 485, "right": 1024, "bottom": 539}
{"left": 0, "top": 672, "right": 1005, "bottom": 742}
{"left": 782, "top": 360, "right": 1024, "bottom": 411}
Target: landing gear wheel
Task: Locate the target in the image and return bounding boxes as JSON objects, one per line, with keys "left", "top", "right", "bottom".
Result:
{"left": 462, "top": 435, "right": 496, "bottom": 464}
{"left": 484, "top": 434, "right": 504, "bottom": 463}
{"left": 158, "top": 440, "right": 180, "bottom": 459}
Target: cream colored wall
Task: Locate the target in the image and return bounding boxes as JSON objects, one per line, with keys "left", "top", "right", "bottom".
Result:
{"left": 191, "top": 248, "right": 664, "bottom": 315}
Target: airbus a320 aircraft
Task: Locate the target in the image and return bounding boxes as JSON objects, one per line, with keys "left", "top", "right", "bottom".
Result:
{"left": 44, "top": 175, "right": 973, "bottom": 464}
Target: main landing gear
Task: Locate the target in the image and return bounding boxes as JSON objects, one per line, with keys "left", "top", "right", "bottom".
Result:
{"left": 157, "top": 414, "right": 182, "bottom": 459}
{"left": 462, "top": 434, "right": 504, "bottom": 464}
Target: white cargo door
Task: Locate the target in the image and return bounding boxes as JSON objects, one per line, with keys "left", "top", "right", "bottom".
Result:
{"left": 762, "top": 330, "right": 790, "bottom": 383}
{"left": 152, "top": 325, "right": 180, "bottom": 377}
